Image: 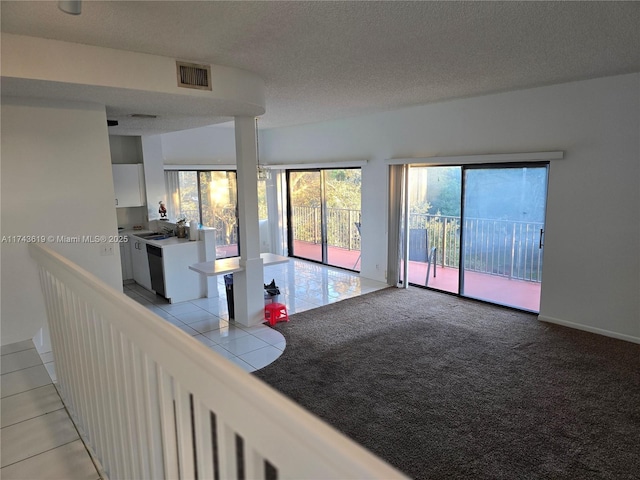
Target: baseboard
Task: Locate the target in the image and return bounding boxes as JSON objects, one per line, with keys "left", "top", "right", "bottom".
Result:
{"left": 538, "top": 315, "right": 640, "bottom": 344}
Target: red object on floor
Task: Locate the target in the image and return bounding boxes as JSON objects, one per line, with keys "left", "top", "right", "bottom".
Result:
{"left": 265, "top": 302, "right": 289, "bottom": 326}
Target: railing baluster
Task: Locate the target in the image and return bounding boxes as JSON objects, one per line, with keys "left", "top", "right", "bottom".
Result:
{"left": 504, "top": 224, "right": 509, "bottom": 277}
{"left": 87, "top": 313, "right": 113, "bottom": 478}
{"left": 174, "top": 384, "right": 196, "bottom": 479}
{"left": 142, "top": 355, "right": 165, "bottom": 479}
{"left": 532, "top": 225, "right": 537, "bottom": 281}
{"left": 524, "top": 224, "right": 529, "bottom": 281}
{"left": 82, "top": 305, "right": 109, "bottom": 474}
{"left": 491, "top": 221, "right": 496, "bottom": 276}
{"left": 217, "top": 421, "right": 239, "bottom": 479}
{"left": 157, "top": 366, "right": 180, "bottom": 479}
{"left": 106, "top": 321, "right": 125, "bottom": 479}
{"left": 519, "top": 223, "right": 524, "bottom": 280}
{"left": 108, "top": 326, "right": 136, "bottom": 479}
{"left": 510, "top": 223, "right": 516, "bottom": 279}
{"left": 126, "top": 343, "right": 149, "bottom": 479}
{"left": 441, "top": 218, "right": 446, "bottom": 267}
{"left": 84, "top": 309, "right": 109, "bottom": 475}
{"left": 117, "top": 335, "right": 142, "bottom": 479}
{"left": 484, "top": 222, "right": 491, "bottom": 275}
{"left": 483, "top": 220, "right": 488, "bottom": 274}
{"left": 57, "top": 284, "right": 77, "bottom": 411}
{"left": 48, "top": 277, "right": 68, "bottom": 390}
{"left": 72, "top": 300, "right": 96, "bottom": 452}
{"left": 537, "top": 228, "right": 543, "bottom": 282}
{"left": 245, "top": 438, "right": 266, "bottom": 480}
{"left": 349, "top": 210, "right": 353, "bottom": 250}
{"left": 68, "top": 291, "right": 94, "bottom": 446}
{"left": 193, "top": 398, "right": 215, "bottom": 480}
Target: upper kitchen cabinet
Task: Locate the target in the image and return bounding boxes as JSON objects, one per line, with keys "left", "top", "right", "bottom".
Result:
{"left": 112, "top": 164, "right": 146, "bottom": 208}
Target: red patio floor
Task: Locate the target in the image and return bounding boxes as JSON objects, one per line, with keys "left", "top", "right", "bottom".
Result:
{"left": 292, "top": 240, "right": 361, "bottom": 271}
{"left": 228, "top": 240, "right": 540, "bottom": 311}
{"left": 218, "top": 241, "right": 362, "bottom": 270}
{"left": 405, "top": 261, "right": 540, "bottom": 312}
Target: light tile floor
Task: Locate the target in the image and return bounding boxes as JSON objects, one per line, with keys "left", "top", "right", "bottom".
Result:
{"left": 1, "top": 340, "right": 100, "bottom": 480}
{"left": 125, "top": 258, "right": 388, "bottom": 372}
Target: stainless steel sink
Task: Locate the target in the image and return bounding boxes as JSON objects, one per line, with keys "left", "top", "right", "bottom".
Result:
{"left": 135, "top": 232, "right": 171, "bottom": 240}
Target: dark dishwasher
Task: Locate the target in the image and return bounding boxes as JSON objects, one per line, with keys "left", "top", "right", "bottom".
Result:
{"left": 146, "top": 244, "right": 166, "bottom": 297}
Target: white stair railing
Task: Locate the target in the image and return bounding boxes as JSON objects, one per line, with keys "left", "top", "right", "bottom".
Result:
{"left": 29, "top": 243, "right": 406, "bottom": 480}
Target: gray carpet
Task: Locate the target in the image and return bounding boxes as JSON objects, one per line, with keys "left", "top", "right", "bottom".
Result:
{"left": 254, "top": 287, "right": 640, "bottom": 480}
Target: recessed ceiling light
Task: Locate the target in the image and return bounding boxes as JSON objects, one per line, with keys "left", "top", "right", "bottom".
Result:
{"left": 129, "top": 114, "right": 158, "bottom": 119}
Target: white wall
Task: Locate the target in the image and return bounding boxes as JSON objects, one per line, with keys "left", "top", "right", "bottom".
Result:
{"left": 109, "top": 136, "right": 143, "bottom": 164}
{"left": 258, "top": 74, "right": 639, "bottom": 342}
{"left": 1, "top": 98, "right": 123, "bottom": 345}
{"left": 161, "top": 124, "right": 237, "bottom": 165}
{"left": 141, "top": 135, "right": 167, "bottom": 221}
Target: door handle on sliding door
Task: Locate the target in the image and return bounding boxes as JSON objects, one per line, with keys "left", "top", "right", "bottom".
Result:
{"left": 539, "top": 228, "right": 545, "bottom": 249}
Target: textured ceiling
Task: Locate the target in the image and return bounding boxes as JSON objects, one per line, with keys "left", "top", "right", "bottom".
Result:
{"left": 2, "top": 1, "right": 640, "bottom": 134}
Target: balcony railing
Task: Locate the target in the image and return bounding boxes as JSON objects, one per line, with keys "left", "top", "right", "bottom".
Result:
{"left": 290, "top": 207, "right": 542, "bottom": 283}
{"left": 409, "top": 214, "right": 544, "bottom": 282}
{"left": 292, "top": 206, "right": 361, "bottom": 251}
{"left": 29, "top": 243, "right": 405, "bottom": 480}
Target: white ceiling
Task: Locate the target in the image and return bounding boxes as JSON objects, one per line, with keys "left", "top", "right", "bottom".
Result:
{"left": 2, "top": 1, "right": 639, "bottom": 134}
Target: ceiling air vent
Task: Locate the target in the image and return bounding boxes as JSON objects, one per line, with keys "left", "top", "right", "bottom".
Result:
{"left": 176, "top": 61, "right": 212, "bottom": 91}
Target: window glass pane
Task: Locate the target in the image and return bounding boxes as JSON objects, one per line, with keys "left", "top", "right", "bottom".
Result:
{"left": 462, "top": 166, "right": 547, "bottom": 311}
{"left": 199, "top": 171, "right": 238, "bottom": 258}
{"left": 177, "top": 171, "right": 199, "bottom": 222}
{"left": 325, "top": 169, "right": 361, "bottom": 271}
{"left": 288, "top": 168, "right": 361, "bottom": 270}
{"left": 289, "top": 171, "right": 323, "bottom": 262}
{"left": 407, "top": 166, "right": 461, "bottom": 293}
{"left": 258, "top": 181, "right": 268, "bottom": 221}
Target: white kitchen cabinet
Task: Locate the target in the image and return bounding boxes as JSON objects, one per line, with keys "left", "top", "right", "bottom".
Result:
{"left": 112, "top": 164, "right": 145, "bottom": 208}
{"left": 130, "top": 239, "right": 152, "bottom": 291}
{"left": 163, "top": 242, "right": 205, "bottom": 303}
{"left": 120, "top": 236, "right": 133, "bottom": 281}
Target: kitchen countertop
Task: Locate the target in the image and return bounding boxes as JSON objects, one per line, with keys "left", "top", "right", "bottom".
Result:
{"left": 189, "top": 253, "right": 289, "bottom": 276}
{"left": 124, "top": 230, "right": 200, "bottom": 248}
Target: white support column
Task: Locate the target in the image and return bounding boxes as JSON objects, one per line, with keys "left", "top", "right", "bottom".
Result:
{"left": 232, "top": 117, "right": 264, "bottom": 326}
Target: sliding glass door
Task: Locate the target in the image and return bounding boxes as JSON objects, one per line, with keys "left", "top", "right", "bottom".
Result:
{"left": 461, "top": 166, "right": 547, "bottom": 310}
{"left": 287, "top": 168, "right": 361, "bottom": 271}
{"left": 403, "top": 163, "right": 548, "bottom": 312}
{"left": 288, "top": 170, "right": 323, "bottom": 262}
{"left": 406, "top": 166, "right": 461, "bottom": 294}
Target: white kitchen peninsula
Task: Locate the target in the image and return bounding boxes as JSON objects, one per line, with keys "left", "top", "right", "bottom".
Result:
{"left": 126, "top": 231, "right": 209, "bottom": 303}
{"left": 189, "top": 253, "right": 289, "bottom": 276}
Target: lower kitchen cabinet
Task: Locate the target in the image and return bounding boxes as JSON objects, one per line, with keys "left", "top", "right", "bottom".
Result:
{"left": 162, "top": 243, "right": 204, "bottom": 303}
{"left": 131, "top": 239, "right": 152, "bottom": 291}
{"left": 126, "top": 234, "right": 205, "bottom": 303}
{"left": 120, "top": 237, "right": 133, "bottom": 281}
